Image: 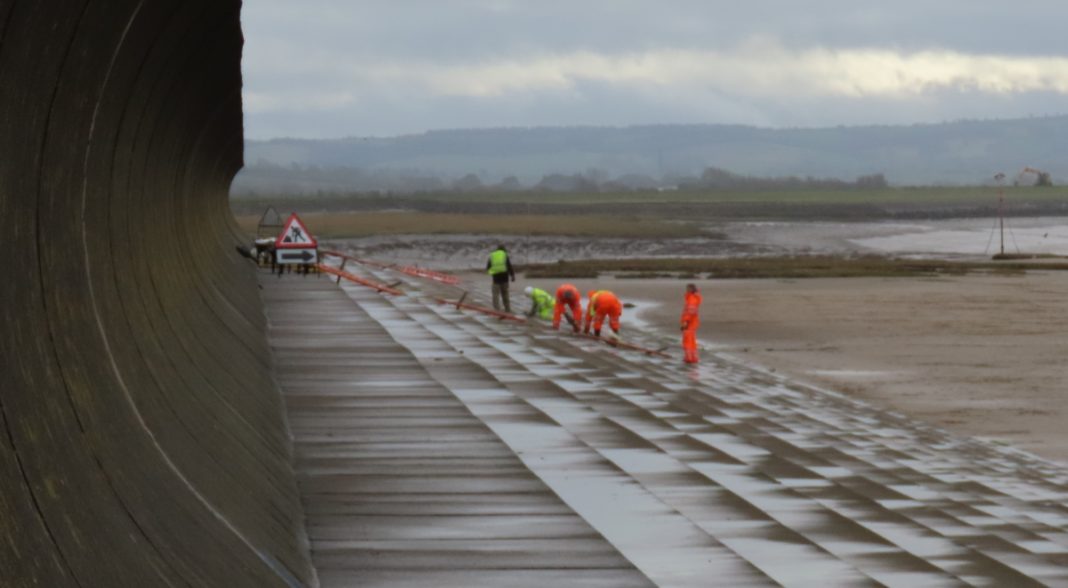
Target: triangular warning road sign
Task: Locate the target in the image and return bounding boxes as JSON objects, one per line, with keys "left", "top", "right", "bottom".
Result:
{"left": 275, "top": 213, "right": 318, "bottom": 249}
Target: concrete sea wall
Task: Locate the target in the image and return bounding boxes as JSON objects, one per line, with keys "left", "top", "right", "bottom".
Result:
{"left": 0, "top": 2, "right": 313, "bottom": 586}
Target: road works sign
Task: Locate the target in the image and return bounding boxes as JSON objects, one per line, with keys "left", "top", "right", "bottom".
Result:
{"left": 276, "top": 213, "right": 318, "bottom": 248}
{"left": 275, "top": 213, "right": 318, "bottom": 264}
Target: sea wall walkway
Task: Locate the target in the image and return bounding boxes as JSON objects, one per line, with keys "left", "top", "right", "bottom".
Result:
{"left": 263, "top": 276, "right": 651, "bottom": 587}
{"left": 266, "top": 264, "right": 1068, "bottom": 586}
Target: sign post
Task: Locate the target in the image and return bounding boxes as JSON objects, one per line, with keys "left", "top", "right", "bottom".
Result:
{"left": 275, "top": 213, "right": 318, "bottom": 265}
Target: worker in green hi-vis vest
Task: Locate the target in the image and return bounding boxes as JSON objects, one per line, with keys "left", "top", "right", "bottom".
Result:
{"left": 523, "top": 286, "right": 554, "bottom": 321}
{"left": 485, "top": 244, "right": 516, "bottom": 312}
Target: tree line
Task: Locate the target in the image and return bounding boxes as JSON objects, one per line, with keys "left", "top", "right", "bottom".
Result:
{"left": 231, "top": 161, "right": 891, "bottom": 197}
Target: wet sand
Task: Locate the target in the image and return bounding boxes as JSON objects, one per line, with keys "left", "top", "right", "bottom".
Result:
{"left": 324, "top": 216, "right": 1068, "bottom": 271}
{"left": 558, "top": 272, "right": 1068, "bottom": 464}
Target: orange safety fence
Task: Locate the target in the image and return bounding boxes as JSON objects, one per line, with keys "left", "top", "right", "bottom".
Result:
{"left": 318, "top": 250, "right": 670, "bottom": 357}
{"left": 432, "top": 296, "right": 528, "bottom": 323}
{"left": 574, "top": 332, "right": 672, "bottom": 358}
{"left": 396, "top": 265, "right": 461, "bottom": 285}
{"left": 320, "top": 249, "right": 461, "bottom": 285}
{"left": 319, "top": 249, "right": 393, "bottom": 270}
{"left": 431, "top": 294, "right": 671, "bottom": 356}
{"left": 318, "top": 264, "right": 403, "bottom": 295}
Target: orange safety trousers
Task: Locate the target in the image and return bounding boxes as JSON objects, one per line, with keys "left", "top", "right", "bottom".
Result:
{"left": 682, "top": 321, "right": 699, "bottom": 363}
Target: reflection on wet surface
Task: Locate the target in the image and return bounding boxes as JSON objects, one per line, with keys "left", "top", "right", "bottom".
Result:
{"left": 270, "top": 261, "right": 1068, "bottom": 586}
{"left": 263, "top": 279, "right": 652, "bottom": 587}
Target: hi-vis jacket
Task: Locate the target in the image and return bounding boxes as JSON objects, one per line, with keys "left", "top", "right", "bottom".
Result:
{"left": 681, "top": 291, "right": 702, "bottom": 330}
{"left": 584, "top": 290, "right": 622, "bottom": 333}
{"left": 553, "top": 284, "right": 582, "bottom": 330}
{"left": 527, "top": 287, "right": 554, "bottom": 320}
{"left": 487, "top": 248, "right": 509, "bottom": 275}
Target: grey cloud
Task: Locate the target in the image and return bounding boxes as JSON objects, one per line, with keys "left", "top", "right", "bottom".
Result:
{"left": 241, "top": 0, "right": 1068, "bottom": 138}
{"left": 244, "top": 78, "right": 1068, "bottom": 140}
{"left": 245, "top": 0, "right": 1068, "bottom": 59}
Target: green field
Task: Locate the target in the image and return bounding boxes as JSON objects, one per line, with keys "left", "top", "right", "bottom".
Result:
{"left": 232, "top": 185, "right": 1068, "bottom": 225}
{"left": 233, "top": 185, "right": 1068, "bottom": 206}
{"left": 381, "top": 185, "right": 1068, "bottom": 205}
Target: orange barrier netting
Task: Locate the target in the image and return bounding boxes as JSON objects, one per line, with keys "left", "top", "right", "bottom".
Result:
{"left": 318, "top": 264, "right": 404, "bottom": 295}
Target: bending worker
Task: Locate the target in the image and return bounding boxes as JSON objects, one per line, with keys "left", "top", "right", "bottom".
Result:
{"left": 524, "top": 286, "right": 554, "bottom": 320}
{"left": 583, "top": 290, "right": 622, "bottom": 340}
{"left": 553, "top": 283, "right": 582, "bottom": 333}
{"left": 486, "top": 244, "right": 516, "bottom": 313}
{"left": 681, "top": 283, "right": 702, "bottom": 364}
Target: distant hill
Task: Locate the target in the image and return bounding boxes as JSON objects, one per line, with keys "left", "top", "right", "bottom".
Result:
{"left": 236, "top": 116, "right": 1068, "bottom": 192}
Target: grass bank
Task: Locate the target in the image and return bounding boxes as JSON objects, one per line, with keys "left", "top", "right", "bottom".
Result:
{"left": 233, "top": 185, "right": 1068, "bottom": 207}
{"left": 234, "top": 211, "right": 708, "bottom": 239}
{"left": 232, "top": 185, "right": 1068, "bottom": 222}
{"left": 524, "top": 256, "right": 1068, "bottom": 280}
{"left": 373, "top": 185, "right": 1068, "bottom": 206}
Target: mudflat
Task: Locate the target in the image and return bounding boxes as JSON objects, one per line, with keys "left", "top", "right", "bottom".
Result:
{"left": 345, "top": 220, "right": 1068, "bottom": 465}
{"left": 605, "top": 272, "right": 1068, "bottom": 464}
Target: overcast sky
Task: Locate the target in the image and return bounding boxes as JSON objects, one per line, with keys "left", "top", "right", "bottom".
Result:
{"left": 241, "top": 1, "right": 1068, "bottom": 139}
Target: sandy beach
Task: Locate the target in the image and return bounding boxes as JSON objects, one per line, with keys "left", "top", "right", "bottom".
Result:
{"left": 519, "top": 272, "right": 1068, "bottom": 464}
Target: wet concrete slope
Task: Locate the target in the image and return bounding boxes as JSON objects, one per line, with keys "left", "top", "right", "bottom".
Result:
{"left": 264, "top": 277, "right": 653, "bottom": 587}
{"left": 0, "top": 2, "right": 313, "bottom": 587}
{"left": 324, "top": 260, "right": 1068, "bottom": 586}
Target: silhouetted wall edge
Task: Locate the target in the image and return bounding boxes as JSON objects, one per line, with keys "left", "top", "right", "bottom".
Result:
{"left": 0, "top": 2, "right": 315, "bottom": 586}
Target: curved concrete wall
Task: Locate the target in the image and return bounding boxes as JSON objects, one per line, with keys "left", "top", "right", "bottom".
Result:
{"left": 0, "top": 2, "right": 313, "bottom": 586}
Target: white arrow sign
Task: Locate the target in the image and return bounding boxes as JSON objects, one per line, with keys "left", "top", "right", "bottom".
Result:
{"left": 276, "top": 249, "right": 319, "bottom": 265}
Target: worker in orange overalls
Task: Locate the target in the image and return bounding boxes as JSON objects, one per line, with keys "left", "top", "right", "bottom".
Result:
{"left": 680, "top": 283, "right": 702, "bottom": 363}
{"left": 553, "top": 284, "right": 583, "bottom": 332}
{"left": 583, "top": 290, "right": 622, "bottom": 341}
